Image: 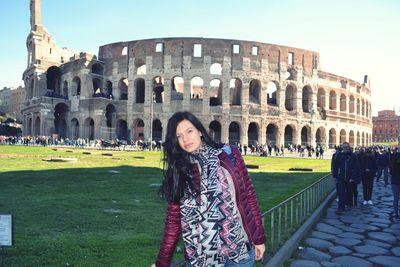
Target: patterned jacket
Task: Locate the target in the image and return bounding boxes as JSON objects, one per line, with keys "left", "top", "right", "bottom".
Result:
{"left": 155, "top": 146, "right": 266, "bottom": 267}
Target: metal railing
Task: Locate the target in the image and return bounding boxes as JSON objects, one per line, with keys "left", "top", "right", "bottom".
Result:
{"left": 171, "top": 174, "right": 335, "bottom": 266}
{"left": 262, "top": 174, "right": 335, "bottom": 261}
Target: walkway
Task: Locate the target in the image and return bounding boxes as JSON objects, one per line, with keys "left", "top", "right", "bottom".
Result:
{"left": 288, "top": 180, "right": 400, "bottom": 267}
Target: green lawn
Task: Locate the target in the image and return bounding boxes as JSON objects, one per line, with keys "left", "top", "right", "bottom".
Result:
{"left": 0, "top": 145, "right": 330, "bottom": 266}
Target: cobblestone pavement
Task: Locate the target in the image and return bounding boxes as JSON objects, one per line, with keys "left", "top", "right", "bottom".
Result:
{"left": 288, "top": 180, "right": 400, "bottom": 267}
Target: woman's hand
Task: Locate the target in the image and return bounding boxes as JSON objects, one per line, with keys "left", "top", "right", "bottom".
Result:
{"left": 150, "top": 264, "right": 156, "bottom": 267}
{"left": 255, "top": 244, "right": 265, "bottom": 260}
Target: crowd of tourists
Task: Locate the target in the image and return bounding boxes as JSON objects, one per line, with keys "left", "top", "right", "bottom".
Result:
{"left": 331, "top": 142, "right": 400, "bottom": 217}
{"left": 237, "top": 143, "right": 326, "bottom": 159}
{"left": 0, "top": 135, "right": 162, "bottom": 151}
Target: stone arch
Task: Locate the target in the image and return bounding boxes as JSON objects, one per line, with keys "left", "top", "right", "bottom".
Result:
{"left": 92, "top": 78, "right": 103, "bottom": 96}
{"left": 63, "top": 81, "right": 68, "bottom": 98}
{"left": 302, "top": 85, "right": 313, "bottom": 113}
{"left": 46, "top": 66, "right": 61, "bottom": 94}
{"left": 84, "top": 117, "right": 95, "bottom": 140}
{"left": 247, "top": 122, "right": 259, "bottom": 145}
{"left": 349, "top": 130, "right": 355, "bottom": 148}
{"left": 91, "top": 63, "right": 104, "bottom": 75}
{"left": 210, "top": 63, "right": 222, "bottom": 75}
{"left": 317, "top": 88, "right": 325, "bottom": 108}
{"left": 209, "top": 120, "right": 221, "bottom": 143}
{"left": 70, "top": 118, "right": 79, "bottom": 139}
{"left": 209, "top": 79, "right": 222, "bottom": 106}
{"left": 357, "top": 131, "right": 360, "bottom": 147}
{"left": 340, "top": 94, "right": 346, "bottom": 112}
{"left": 191, "top": 76, "right": 203, "bottom": 100}
{"left": 357, "top": 98, "right": 361, "bottom": 115}
{"left": 301, "top": 125, "right": 311, "bottom": 146}
{"left": 72, "top": 76, "right": 81, "bottom": 96}
{"left": 28, "top": 117, "right": 32, "bottom": 135}
{"left": 284, "top": 125, "right": 295, "bottom": 146}
{"left": 349, "top": 95, "right": 355, "bottom": 113}
{"left": 137, "top": 64, "right": 146, "bottom": 75}
{"left": 117, "top": 119, "right": 128, "bottom": 140}
{"left": 54, "top": 103, "right": 69, "bottom": 139}
{"left": 266, "top": 123, "right": 278, "bottom": 145}
{"left": 329, "top": 128, "right": 337, "bottom": 148}
{"left": 267, "top": 81, "right": 278, "bottom": 106}
{"left": 362, "top": 132, "right": 365, "bottom": 146}
{"left": 249, "top": 79, "right": 261, "bottom": 104}
{"left": 153, "top": 76, "right": 164, "bottom": 103}
{"left": 152, "top": 119, "right": 163, "bottom": 141}
{"left": 228, "top": 121, "right": 240, "bottom": 145}
{"left": 329, "top": 91, "right": 337, "bottom": 110}
{"left": 34, "top": 116, "right": 40, "bottom": 136}
{"left": 132, "top": 118, "right": 144, "bottom": 141}
{"left": 361, "top": 99, "right": 365, "bottom": 116}
{"left": 171, "top": 76, "right": 184, "bottom": 101}
{"left": 230, "top": 78, "right": 242, "bottom": 105}
{"left": 135, "top": 78, "right": 145, "bottom": 103}
{"left": 340, "top": 129, "right": 346, "bottom": 144}
{"left": 285, "top": 84, "right": 296, "bottom": 111}
{"left": 118, "top": 78, "right": 128, "bottom": 100}
{"left": 315, "top": 127, "right": 326, "bottom": 146}
{"left": 106, "top": 80, "right": 113, "bottom": 99}
{"left": 105, "top": 104, "right": 117, "bottom": 128}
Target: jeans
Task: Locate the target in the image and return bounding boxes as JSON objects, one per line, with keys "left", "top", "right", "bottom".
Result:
{"left": 186, "top": 249, "right": 255, "bottom": 267}
{"left": 361, "top": 176, "right": 374, "bottom": 201}
{"left": 392, "top": 184, "right": 400, "bottom": 215}
{"left": 336, "top": 180, "right": 349, "bottom": 210}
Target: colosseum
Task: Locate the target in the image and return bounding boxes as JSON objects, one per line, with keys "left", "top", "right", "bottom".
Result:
{"left": 22, "top": 0, "right": 372, "bottom": 148}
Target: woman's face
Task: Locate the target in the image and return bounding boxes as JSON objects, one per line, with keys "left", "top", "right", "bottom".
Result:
{"left": 176, "top": 119, "right": 202, "bottom": 153}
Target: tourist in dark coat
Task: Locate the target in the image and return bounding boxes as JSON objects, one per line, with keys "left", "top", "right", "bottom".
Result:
{"left": 331, "top": 142, "right": 359, "bottom": 214}
{"left": 359, "top": 148, "right": 377, "bottom": 205}
{"left": 389, "top": 151, "right": 400, "bottom": 218}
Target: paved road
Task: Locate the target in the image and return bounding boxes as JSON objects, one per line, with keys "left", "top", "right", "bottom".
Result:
{"left": 288, "top": 180, "right": 400, "bottom": 267}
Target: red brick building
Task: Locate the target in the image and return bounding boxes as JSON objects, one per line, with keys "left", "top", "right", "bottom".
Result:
{"left": 372, "top": 110, "right": 400, "bottom": 142}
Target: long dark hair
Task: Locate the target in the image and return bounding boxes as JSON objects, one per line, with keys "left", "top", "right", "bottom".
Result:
{"left": 160, "top": 111, "right": 222, "bottom": 203}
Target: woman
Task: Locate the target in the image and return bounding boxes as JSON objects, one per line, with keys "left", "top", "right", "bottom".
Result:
{"left": 152, "top": 111, "right": 266, "bottom": 267}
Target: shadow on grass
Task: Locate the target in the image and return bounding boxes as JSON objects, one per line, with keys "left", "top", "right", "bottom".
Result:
{"left": 0, "top": 166, "right": 328, "bottom": 266}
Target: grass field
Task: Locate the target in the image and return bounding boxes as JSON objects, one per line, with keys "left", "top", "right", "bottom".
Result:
{"left": 0, "top": 145, "right": 330, "bottom": 266}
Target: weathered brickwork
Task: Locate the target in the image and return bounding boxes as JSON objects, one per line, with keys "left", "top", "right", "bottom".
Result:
{"left": 372, "top": 110, "right": 400, "bottom": 142}
{"left": 22, "top": 0, "right": 372, "bottom": 148}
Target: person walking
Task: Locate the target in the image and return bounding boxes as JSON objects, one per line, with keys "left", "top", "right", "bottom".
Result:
{"left": 331, "top": 142, "right": 359, "bottom": 214}
{"left": 359, "top": 148, "right": 377, "bottom": 205}
{"left": 376, "top": 149, "right": 390, "bottom": 186}
{"left": 152, "top": 111, "right": 266, "bottom": 267}
{"left": 389, "top": 149, "right": 400, "bottom": 218}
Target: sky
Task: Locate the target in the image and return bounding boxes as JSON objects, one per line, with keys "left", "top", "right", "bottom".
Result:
{"left": 0, "top": 0, "right": 399, "bottom": 115}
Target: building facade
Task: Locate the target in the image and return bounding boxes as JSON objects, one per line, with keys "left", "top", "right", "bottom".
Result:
{"left": 372, "top": 110, "right": 400, "bottom": 143}
{"left": 22, "top": 0, "right": 373, "bottom": 148}
{"left": 0, "top": 87, "right": 11, "bottom": 114}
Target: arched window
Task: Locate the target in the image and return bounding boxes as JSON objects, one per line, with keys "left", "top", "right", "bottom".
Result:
{"left": 249, "top": 79, "right": 261, "bottom": 104}
{"left": 267, "top": 81, "right": 278, "bottom": 105}
{"left": 285, "top": 85, "right": 296, "bottom": 111}
{"left": 329, "top": 91, "right": 337, "bottom": 110}
{"left": 153, "top": 76, "right": 164, "bottom": 103}
{"left": 191, "top": 77, "right": 203, "bottom": 100}
{"left": 210, "top": 63, "right": 222, "bottom": 75}
{"left": 302, "top": 86, "right": 312, "bottom": 113}
{"left": 317, "top": 88, "right": 325, "bottom": 108}
{"left": 209, "top": 79, "right": 222, "bottom": 106}
{"left": 230, "top": 78, "right": 242, "bottom": 105}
